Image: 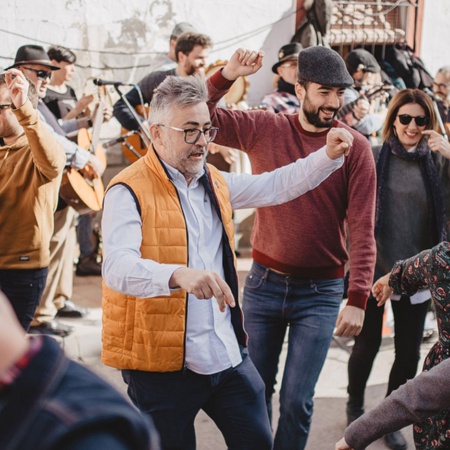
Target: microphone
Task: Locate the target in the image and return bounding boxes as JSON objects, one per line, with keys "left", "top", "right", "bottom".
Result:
{"left": 102, "top": 130, "right": 138, "bottom": 149}
{"left": 423, "top": 87, "right": 443, "bottom": 104}
{"left": 93, "top": 78, "right": 135, "bottom": 87}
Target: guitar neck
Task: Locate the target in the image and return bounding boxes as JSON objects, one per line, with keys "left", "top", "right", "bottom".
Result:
{"left": 336, "top": 86, "right": 389, "bottom": 120}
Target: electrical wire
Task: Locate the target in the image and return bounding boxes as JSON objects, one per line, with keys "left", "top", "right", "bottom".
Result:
{"left": 0, "top": 7, "right": 303, "bottom": 65}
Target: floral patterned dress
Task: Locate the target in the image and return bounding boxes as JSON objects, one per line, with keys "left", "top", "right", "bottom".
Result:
{"left": 389, "top": 241, "right": 450, "bottom": 449}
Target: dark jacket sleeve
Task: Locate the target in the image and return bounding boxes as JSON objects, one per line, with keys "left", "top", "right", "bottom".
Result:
{"left": 345, "top": 359, "right": 450, "bottom": 450}
{"left": 113, "top": 87, "right": 145, "bottom": 131}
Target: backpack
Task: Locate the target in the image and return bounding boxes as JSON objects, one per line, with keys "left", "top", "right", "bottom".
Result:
{"left": 291, "top": 0, "right": 333, "bottom": 48}
{"left": 383, "top": 43, "right": 434, "bottom": 90}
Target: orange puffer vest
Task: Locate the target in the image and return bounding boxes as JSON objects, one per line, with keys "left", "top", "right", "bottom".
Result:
{"left": 102, "top": 147, "right": 243, "bottom": 372}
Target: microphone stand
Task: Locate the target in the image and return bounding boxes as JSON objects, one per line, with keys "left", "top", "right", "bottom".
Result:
{"left": 433, "top": 100, "right": 448, "bottom": 141}
{"left": 114, "top": 85, "right": 152, "bottom": 154}
{"left": 424, "top": 88, "right": 449, "bottom": 140}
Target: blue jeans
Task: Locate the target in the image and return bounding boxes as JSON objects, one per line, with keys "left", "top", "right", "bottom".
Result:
{"left": 243, "top": 262, "right": 344, "bottom": 450}
{"left": 77, "top": 214, "right": 95, "bottom": 258}
{"left": 0, "top": 267, "right": 48, "bottom": 331}
{"left": 122, "top": 349, "right": 272, "bottom": 450}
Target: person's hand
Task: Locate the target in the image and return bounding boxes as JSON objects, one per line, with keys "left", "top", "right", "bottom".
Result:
{"left": 422, "top": 129, "right": 450, "bottom": 159}
{"left": 169, "top": 268, "right": 236, "bottom": 312}
{"left": 353, "top": 97, "right": 370, "bottom": 120}
{"left": 102, "top": 104, "right": 113, "bottom": 122}
{"left": 81, "top": 153, "right": 105, "bottom": 178}
{"left": 334, "top": 305, "right": 364, "bottom": 337}
{"left": 372, "top": 273, "right": 393, "bottom": 307}
{"left": 335, "top": 437, "right": 353, "bottom": 450}
{"left": 0, "top": 291, "right": 30, "bottom": 375}
{"left": 218, "top": 146, "right": 238, "bottom": 165}
{"left": 74, "top": 94, "right": 94, "bottom": 116}
{"left": 221, "top": 49, "right": 264, "bottom": 81}
{"left": 326, "top": 128, "right": 353, "bottom": 159}
{"left": 4, "top": 69, "right": 29, "bottom": 109}
{"left": 208, "top": 143, "right": 239, "bottom": 165}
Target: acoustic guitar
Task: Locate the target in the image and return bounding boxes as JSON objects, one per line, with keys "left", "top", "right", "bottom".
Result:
{"left": 120, "top": 104, "right": 150, "bottom": 163}
{"left": 59, "top": 102, "right": 106, "bottom": 215}
{"left": 336, "top": 84, "right": 392, "bottom": 120}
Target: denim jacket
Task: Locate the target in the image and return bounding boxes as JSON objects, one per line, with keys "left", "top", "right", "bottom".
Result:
{"left": 0, "top": 336, "right": 158, "bottom": 450}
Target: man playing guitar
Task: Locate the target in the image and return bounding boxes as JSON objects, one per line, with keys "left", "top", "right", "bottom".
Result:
{"left": 339, "top": 49, "right": 392, "bottom": 140}
{"left": 113, "top": 32, "right": 212, "bottom": 160}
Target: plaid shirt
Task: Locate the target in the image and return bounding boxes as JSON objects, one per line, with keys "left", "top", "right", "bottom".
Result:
{"left": 261, "top": 90, "right": 300, "bottom": 114}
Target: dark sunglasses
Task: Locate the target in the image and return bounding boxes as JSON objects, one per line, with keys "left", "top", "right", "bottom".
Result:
{"left": 22, "top": 67, "right": 52, "bottom": 80}
{"left": 397, "top": 114, "right": 429, "bottom": 127}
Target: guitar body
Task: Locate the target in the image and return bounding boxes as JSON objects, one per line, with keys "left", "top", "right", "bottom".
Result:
{"left": 121, "top": 128, "right": 149, "bottom": 163}
{"left": 58, "top": 126, "right": 106, "bottom": 215}
{"left": 59, "top": 168, "right": 104, "bottom": 215}
{"left": 78, "top": 127, "right": 107, "bottom": 167}
{"left": 121, "top": 104, "right": 150, "bottom": 163}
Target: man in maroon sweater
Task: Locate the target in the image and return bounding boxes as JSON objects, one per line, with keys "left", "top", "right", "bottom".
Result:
{"left": 207, "top": 47, "right": 376, "bottom": 449}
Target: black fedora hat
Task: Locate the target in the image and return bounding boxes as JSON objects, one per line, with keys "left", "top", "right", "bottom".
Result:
{"left": 6, "top": 45, "right": 60, "bottom": 70}
{"left": 272, "top": 43, "right": 303, "bottom": 74}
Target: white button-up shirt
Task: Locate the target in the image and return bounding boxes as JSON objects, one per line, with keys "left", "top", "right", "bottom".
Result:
{"left": 102, "top": 146, "right": 343, "bottom": 375}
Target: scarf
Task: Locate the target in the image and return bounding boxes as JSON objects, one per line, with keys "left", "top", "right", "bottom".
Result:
{"left": 277, "top": 78, "right": 296, "bottom": 96}
{"left": 375, "top": 135, "right": 447, "bottom": 244}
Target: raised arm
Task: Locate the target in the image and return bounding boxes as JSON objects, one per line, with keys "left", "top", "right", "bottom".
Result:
{"left": 6, "top": 69, "right": 65, "bottom": 179}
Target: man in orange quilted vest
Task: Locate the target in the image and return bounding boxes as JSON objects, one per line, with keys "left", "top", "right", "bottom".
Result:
{"left": 101, "top": 57, "right": 353, "bottom": 449}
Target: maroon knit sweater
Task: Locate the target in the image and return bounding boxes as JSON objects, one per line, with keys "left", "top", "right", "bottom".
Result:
{"left": 207, "top": 71, "right": 376, "bottom": 309}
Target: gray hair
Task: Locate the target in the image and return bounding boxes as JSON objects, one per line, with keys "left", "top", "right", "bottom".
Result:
{"left": 437, "top": 66, "right": 450, "bottom": 82}
{"left": 149, "top": 75, "right": 208, "bottom": 125}
{"left": 437, "top": 66, "right": 450, "bottom": 75}
{"left": 0, "top": 73, "right": 38, "bottom": 109}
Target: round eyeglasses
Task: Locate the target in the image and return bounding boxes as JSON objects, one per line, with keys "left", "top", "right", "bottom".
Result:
{"left": 158, "top": 124, "right": 219, "bottom": 144}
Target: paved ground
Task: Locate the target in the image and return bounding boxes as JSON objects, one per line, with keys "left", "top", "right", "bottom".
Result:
{"left": 49, "top": 256, "right": 435, "bottom": 450}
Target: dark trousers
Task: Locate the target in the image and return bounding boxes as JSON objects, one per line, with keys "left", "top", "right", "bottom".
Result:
{"left": 122, "top": 350, "right": 273, "bottom": 450}
{"left": 348, "top": 294, "right": 429, "bottom": 400}
{"left": 0, "top": 267, "right": 48, "bottom": 331}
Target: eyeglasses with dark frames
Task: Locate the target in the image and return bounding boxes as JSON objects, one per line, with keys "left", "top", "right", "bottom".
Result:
{"left": 433, "top": 81, "right": 450, "bottom": 90}
{"left": 397, "top": 114, "right": 429, "bottom": 127}
{"left": 22, "top": 67, "right": 52, "bottom": 80}
{"left": 158, "top": 124, "right": 219, "bottom": 144}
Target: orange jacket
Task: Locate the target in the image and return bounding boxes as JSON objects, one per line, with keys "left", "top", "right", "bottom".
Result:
{"left": 102, "top": 147, "right": 242, "bottom": 372}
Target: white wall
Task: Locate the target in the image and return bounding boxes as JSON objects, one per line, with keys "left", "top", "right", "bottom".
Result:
{"left": 420, "top": 0, "right": 450, "bottom": 77}
{"left": 1, "top": 0, "right": 296, "bottom": 106}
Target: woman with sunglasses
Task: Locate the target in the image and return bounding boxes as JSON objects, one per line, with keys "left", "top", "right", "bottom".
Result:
{"left": 346, "top": 89, "right": 450, "bottom": 450}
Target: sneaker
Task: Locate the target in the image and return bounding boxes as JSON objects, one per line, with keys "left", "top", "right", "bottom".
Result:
{"left": 76, "top": 254, "right": 102, "bottom": 276}
{"left": 384, "top": 431, "right": 408, "bottom": 450}
{"left": 29, "top": 320, "right": 73, "bottom": 337}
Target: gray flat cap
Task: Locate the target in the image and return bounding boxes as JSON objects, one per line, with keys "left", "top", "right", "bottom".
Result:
{"left": 298, "top": 46, "right": 353, "bottom": 88}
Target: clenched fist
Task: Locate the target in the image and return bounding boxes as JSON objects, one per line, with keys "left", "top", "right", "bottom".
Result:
{"left": 326, "top": 128, "right": 353, "bottom": 159}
